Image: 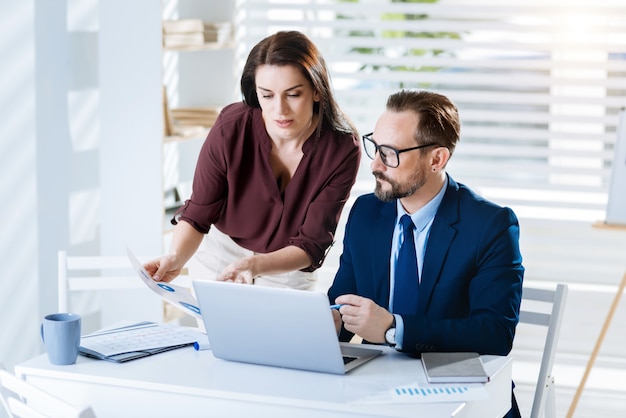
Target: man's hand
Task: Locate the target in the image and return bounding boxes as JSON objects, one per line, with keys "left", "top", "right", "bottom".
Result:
{"left": 334, "top": 294, "right": 394, "bottom": 343}
{"left": 332, "top": 309, "right": 342, "bottom": 335}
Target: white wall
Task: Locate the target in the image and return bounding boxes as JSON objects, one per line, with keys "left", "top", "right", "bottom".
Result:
{"left": 97, "top": 0, "right": 164, "bottom": 327}
{"left": 0, "top": 0, "right": 164, "bottom": 372}
{"left": 0, "top": 0, "right": 40, "bottom": 373}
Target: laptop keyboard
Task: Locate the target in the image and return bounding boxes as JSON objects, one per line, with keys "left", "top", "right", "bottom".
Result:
{"left": 343, "top": 355, "right": 358, "bottom": 365}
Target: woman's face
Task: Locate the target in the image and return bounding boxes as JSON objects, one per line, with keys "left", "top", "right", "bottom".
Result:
{"left": 255, "top": 64, "right": 320, "bottom": 144}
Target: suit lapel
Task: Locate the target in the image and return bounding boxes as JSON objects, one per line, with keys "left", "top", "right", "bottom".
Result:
{"left": 418, "top": 177, "right": 459, "bottom": 315}
{"left": 372, "top": 202, "right": 396, "bottom": 304}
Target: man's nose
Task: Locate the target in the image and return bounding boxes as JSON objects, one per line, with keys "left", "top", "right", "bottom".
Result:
{"left": 370, "top": 150, "right": 386, "bottom": 171}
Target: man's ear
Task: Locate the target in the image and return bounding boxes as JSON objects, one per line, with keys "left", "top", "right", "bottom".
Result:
{"left": 430, "top": 146, "right": 451, "bottom": 170}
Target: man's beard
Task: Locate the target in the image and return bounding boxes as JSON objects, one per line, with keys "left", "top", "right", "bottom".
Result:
{"left": 373, "top": 170, "right": 425, "bottom": 202}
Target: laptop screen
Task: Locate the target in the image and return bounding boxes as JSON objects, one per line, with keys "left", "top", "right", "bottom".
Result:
{"left": 193, "top": 280, "right": 381, "bottom": 374}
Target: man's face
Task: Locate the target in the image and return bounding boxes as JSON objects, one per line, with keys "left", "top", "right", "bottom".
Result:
{"left": 370, "top": 110, "right": 429, "bottom": 202}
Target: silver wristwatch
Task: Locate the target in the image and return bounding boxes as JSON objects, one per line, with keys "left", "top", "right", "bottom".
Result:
{"left": 384, "top": 316, "right": 397, "bottom": 347}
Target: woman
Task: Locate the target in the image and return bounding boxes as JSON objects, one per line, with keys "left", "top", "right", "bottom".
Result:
{"left": 145, "top": 31, "right": 360, "bottom": 290}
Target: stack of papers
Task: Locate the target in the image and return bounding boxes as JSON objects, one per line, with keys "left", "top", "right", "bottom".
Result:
{"left": 162, "top": 19, "right": 232, "bottom": 48}
{"left": 79, "top": 322, "right": 206, "bottom": 363}
{"left": 170, "top": 107, "right": 221, "bottom": 129}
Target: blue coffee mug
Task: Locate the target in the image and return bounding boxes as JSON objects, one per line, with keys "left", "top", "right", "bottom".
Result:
{"left": 40, "top": 313, "right": 81, "bottom": 365}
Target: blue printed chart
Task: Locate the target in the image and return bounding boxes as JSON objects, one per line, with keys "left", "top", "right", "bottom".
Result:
{"left": 342, "top": 380, "right": 489, "bottom": 405}
{"left": 126, "top": 248, "right": 202, "bottom": 319}
{"left": 390, "top": 383, "right": 489, "bottom": 403}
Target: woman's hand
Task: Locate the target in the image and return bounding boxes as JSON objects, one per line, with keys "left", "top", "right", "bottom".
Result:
{"left": 145, "top": 220, "right": 203, "bottom": 283}
{"left": 144, "top": 254, "right": 185, "bottom": 283}
{"left": 217, "top": 256, "right": 257, "bottom": 284}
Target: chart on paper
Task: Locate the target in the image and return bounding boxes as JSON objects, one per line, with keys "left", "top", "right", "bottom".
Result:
{"left": 390, "top": 383, "right": 489, "bottom": 403}
{"left": 126, "top": 247, "right": 202, "bottom": 319}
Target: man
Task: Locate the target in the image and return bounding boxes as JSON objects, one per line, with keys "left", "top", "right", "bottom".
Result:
{"left": 328, "top": 89, "right": 523, "bottom": 418}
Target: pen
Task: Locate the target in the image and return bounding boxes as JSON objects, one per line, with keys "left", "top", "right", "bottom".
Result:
{"left": 330, "top": 304, "right": 344, "bottom": 310}
{"left": 193, "top": 335, "right": 211, "bottom": 351}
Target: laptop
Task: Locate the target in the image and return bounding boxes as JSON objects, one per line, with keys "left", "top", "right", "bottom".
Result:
{"left": 192, "top": 280, "right": 382, "bottom": 374}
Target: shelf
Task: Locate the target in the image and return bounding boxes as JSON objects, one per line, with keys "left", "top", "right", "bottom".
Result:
{"left": 163, "top": 40, "right": 235, "bottom": 52}
{"left": 160, "top": 3, "right": 236, "bottom": 242}
{"left": 164, "top": 128, "right": 209, "bottom": 144}
{"left": 163, "top": 207, "right": 179, "bottom": 234}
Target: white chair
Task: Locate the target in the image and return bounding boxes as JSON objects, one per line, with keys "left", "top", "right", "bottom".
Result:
{"left": 57, "top": 250, "right": 147, "bottom": 313}
{"left": 516, "top": 283, "right": 568, "bottom": 418}
{"left": 57, "top": 251, "right": 193, "bottom": 323}
{"left": 0, "top": 364, "right": 96, "bottom": 418}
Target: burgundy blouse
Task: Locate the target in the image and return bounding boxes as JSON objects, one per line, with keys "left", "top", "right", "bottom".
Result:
{"left": 174, "top": 102, "right": 361, "bottom": 271}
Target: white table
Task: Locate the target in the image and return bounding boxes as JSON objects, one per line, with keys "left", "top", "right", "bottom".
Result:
{"left": 16, "top": 346, "right": 512, "bottom": 418}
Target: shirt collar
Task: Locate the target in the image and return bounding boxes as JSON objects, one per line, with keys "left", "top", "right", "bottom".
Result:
{"left": 396, "top": 178, "right": 447, "bottom": 232}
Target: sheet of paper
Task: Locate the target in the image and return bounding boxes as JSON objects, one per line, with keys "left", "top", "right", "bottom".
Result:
{"left": 389, "top": 382, "right": 489, "bottom": 403}
{"left": 126, "top": 247, "right": 202, "bottom": 319}
{"left": 342, "top": 379, "right": 489, "bottom": 404}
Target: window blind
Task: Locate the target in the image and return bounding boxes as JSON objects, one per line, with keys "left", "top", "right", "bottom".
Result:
{"left": 235, "top": 0, "right": 626, "bottom": 222}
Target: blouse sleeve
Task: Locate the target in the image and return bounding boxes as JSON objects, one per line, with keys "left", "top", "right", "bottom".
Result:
{"left": 290, "top": 133, "right": 361, "bottom": 271}
{"left": 172, "top": 109, "right": 230, "bottom": 234}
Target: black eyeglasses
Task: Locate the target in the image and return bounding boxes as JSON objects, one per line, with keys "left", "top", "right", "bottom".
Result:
{"left": 362, "top": 133, "right": 438, "bottom": 168}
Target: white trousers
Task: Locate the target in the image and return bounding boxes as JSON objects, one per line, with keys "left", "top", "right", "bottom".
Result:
{"left": 188, "top": 227, "right": 317, "bottom": 290}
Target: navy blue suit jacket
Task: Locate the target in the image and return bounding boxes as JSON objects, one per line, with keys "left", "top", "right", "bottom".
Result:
{"left": 328, "top": 175, "right": 524, "bottom": 356}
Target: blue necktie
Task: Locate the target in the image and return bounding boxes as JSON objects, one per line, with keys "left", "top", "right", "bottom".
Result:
{"left": 393, "top": 215, "right": 419, "bottom": 315}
